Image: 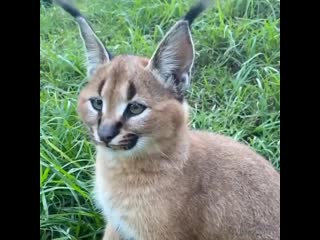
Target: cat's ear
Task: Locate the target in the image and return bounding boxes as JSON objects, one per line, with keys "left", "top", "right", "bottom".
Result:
{"left": 147, "top": 21, "right": 194, "bottom": 99}
{"left": 76, "top": 17, "right": 111, "bottom": 76}
{"left": 55, "top": 0, "right": 112, "bottom": 77}
{"left": 146, "top": 0, "right": 209, "bottom": 100}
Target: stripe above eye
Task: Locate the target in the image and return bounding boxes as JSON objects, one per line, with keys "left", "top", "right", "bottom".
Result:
{"left": 98, "top": 79, "right": 106, "bottom": 96}
{"left": 127, "top": 82, "right": 136, "bottom": 101}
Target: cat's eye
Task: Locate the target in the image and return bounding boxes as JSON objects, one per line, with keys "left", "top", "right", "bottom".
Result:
{"left": 127, "top": 102, "right": 146, "bottom": 115}
{"left": 90, "top": 97, "right": 103, "bottom": 111}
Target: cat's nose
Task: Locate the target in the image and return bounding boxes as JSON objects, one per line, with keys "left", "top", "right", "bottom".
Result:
{"left": 98, "top": 122, "right": 122, "bottom": 144}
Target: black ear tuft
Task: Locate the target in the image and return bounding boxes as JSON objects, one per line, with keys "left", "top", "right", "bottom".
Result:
{"left": 54, "top": 0, "right": 81, "bottom": 18}
{"left": 54, "top": 0, "right": 112, "bottom": 77}
{"left": 183, "top": 0, "right": 210, "bottom": 26}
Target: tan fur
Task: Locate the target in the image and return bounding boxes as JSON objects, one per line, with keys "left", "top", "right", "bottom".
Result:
{"left": 77, "top": 54, "right": 280, "bottom": 240}
{"left": 54, "top": 0, "right": 279, "bottom": 238}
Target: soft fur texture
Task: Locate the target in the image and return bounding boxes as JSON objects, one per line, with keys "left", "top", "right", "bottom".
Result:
{"left": 56, "top": 0, "right": 280, "bottom": 239}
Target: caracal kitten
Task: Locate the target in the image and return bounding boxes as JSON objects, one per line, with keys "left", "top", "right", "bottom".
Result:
{"left": 55, "top": 0, "right": 280, "bottom": 239}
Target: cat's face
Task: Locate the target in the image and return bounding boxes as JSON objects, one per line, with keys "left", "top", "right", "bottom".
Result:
{"left": 77, "top": 55, "right": 188, "bottom": 156}
{"left": 72, "top": 15, "right": 195, "bottom": 156}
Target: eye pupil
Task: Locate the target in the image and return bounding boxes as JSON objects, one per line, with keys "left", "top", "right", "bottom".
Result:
{"left": 130, "top": 104, "right": 140, "bottom": 113}
{"left": 90, "top": 98, "right": 103, "bottom": 111}
{"left": 96, "top": 99, "right": 102, "bottom": 106}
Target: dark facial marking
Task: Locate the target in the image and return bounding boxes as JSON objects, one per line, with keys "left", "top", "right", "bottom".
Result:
{"left": 115, "top": 121, "right": 123, "bottom": 129}
{"left": 97, "top": 111, "right": 102, "bottom": 127}
{"left": 127, "top": 82, "right": 136, "bottom": 101}
{"left": 98, "top": 79, "right": 106, "bottom": 96}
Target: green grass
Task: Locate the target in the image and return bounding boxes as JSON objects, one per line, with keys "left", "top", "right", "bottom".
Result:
{"left": 40, "top": 0, "right": 280, "bottom": 239}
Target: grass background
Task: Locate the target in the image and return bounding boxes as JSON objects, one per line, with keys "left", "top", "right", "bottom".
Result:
{"left": 40, "top": 0, "right": 280, "bottom": 239}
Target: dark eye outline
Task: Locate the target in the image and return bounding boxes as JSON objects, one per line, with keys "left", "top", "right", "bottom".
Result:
{"left": 126, "top": 102, "right": 146, "bottom": 116}
{"left": 89, "top": 97, "right": 103, "bottom": 111}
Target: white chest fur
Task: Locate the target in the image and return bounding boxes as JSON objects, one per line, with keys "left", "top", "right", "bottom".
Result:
{"left": 94, "top": 175, "right": 136, "bottom": 240}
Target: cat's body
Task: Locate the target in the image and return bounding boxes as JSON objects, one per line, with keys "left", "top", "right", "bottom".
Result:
{"left": 55, "top": 0, "right": 280, "bottom": 239}
{"left": 96, "top": 130, "right": 279, "bottom": 240}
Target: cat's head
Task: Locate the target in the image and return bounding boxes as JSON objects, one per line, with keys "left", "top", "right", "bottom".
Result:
{"left": 78, "top": 21, "right": 193, "bottom": 156}
{"left": 55, "top": 0, "right": 208, "bottom": 156}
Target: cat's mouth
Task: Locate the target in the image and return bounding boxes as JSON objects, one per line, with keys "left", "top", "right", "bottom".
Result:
{"left": 107, "top": 134, "right": 139, "bottom": 151}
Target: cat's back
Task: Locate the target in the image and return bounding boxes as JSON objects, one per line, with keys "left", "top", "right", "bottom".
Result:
{"left": 189, "top": 130, "right": 279, "bottom": 180}
{"left": 186, "top": 130, "right": 280, "bottom": 240}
